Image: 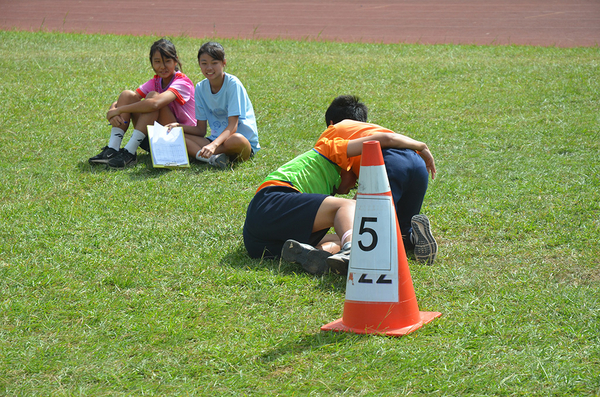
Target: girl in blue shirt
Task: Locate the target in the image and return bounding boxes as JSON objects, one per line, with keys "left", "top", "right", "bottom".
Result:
{"left": 168, "top": 42, "right": 260, "bottom": 168}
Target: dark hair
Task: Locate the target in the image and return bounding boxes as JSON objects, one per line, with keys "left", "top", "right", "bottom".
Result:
{"left": 149, "top": 38, "right": 182, "bottom": 71}
{"left": 325, "top": 95, "right": 368, "bottom": 126}
{"left": 197, "top": 42, "right": 226, "bottom": 61}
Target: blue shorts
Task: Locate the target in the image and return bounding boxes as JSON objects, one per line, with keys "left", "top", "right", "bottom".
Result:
{"left": 243, "top": 186, "right": 330, "bottom": 259}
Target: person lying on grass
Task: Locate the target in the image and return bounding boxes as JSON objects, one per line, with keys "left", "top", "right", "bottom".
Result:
{"left": 323, "top": 95, "right": 438, "bottom": 266}
{"left": 243, "top": 105, "right": 435, "bottom": 275}
{"left": 167, "top": 41, "right": 260, "bottom": 169}
{"left": 89, "top": 38, "right": 196, "bottom": 169}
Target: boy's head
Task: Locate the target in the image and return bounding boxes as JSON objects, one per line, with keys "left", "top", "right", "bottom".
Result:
{"left": 325, "top": 95, "right": 368, "bottom": 126}
{"left": 198, "top": 41, "right": 226, "bottom": 62}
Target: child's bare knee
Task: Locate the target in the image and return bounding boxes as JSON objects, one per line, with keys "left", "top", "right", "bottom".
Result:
{"left": 119, "top": 90, "right": 137, "bottom": 99}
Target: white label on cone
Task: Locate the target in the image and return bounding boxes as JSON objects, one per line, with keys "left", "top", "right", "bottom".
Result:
{"left": 346, "top": 195, "right": 399, "bottom": 303}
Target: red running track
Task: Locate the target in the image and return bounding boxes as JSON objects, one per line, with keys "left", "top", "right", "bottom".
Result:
{"left": 1, "top": 0, "right": 599, "bottom": 47}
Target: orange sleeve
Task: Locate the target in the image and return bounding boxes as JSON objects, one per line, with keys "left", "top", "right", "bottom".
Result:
{"left": 314, "top": 137, "right": 352, "bottom": 171}
{"left": 314, "top": 121, "right": 381, "bottom": 172}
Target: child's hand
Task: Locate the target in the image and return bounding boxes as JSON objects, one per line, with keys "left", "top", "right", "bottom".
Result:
{"left": 108, "top": 115, "right": 128, "bottom": 129}
{"left": 106, "top": 108, "right": 120, "bottom": 121}
{"left": 107, "top": 109, "right": 127, "bottom": 129}
{"left": 199, "top": 143, "right": 217, "bottom": 158}
{"left": 165, "top": 122, "right": 180, "bottom": 132}
{"left": 418, "top": 148, "right": 436, "bottom": 180}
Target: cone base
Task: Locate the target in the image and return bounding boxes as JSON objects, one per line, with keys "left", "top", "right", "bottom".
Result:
{"left": 321, "top": 311, "right": 441, "bottom": 337}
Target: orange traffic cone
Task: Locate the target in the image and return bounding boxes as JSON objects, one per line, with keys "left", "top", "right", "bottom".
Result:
{"left": 321, "top": 140, "right": 441, "bottom": 336}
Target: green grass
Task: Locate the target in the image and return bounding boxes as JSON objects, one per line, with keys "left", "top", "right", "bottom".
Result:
{"left": 0, "top": 30, "right": 599, "bottom": 395}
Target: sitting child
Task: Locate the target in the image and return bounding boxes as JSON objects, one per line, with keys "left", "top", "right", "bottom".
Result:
{"left": 168, "top": 42, "right": 260, "bottom": 168}
{"left": 89, "top": 38, "right": 196, "bottom": 168}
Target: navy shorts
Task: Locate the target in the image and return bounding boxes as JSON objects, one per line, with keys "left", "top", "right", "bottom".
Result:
{"left": 381, "top": 148, "right": 429, "bottom": 236}
{"left": 243, "top": 186, "right": 330, "bottom": 259}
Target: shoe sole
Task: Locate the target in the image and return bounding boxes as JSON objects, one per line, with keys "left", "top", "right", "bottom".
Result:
{"left": 411, "top": 214, "right": 438, "bottom": 265}
{"left": 326, "top": 254, "right": 349, "bottom": 276}
{"left": 88, "top": 158, "right": 110, "bottom": 164}
{"left": 281, "top": 240, "right": 331, "bottom": 275}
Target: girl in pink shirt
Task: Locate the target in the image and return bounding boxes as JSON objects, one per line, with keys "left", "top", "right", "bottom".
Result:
{"left": 88, "top": 38, "right": 196, "bottom": 168}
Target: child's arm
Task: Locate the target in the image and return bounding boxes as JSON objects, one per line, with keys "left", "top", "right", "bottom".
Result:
{"left": 346, "top": 133, "right": 426, "bottom": 156}
{"left": 347, "top": 132, "right": 436, "bottom": 179}
{"left": 198, "top": 116, "right": 239, "bottom": 158}
{"left": 106, "top": 90, "right": 177, "bottom": 121}
{"left": 107, "top": 100, "right": 131, "bottom": 128}
{"left": 382, "top": 133, "right": 436, "bottom": 178}
{"left": 169, "top": 120, "right": 207, "bottom": 137}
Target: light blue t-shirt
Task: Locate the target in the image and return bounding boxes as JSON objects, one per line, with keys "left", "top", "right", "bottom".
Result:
{"left": 195, "top": 73, "right": 260, "bottom": 152}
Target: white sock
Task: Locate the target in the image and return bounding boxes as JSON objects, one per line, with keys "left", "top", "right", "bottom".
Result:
{"left": 341, "top": 230, "right": 353, "bottom": 247}
{"left": 195, "top": 150, "right": 209, "bottom": 162}
{"left": 124, "top": 129, "right": 146, "bottom": 155}
{"left": 108, "top": 127, "right": 125, "bottom": 150}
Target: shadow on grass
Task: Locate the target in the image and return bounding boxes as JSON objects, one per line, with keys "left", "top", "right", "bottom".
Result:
{"left": 75, "top": 152, "right": 234, "bottom": 178}
{"left": 221, "top": 245, "right": 347, "bottom": 293}
{"left": 258, "top": 329, "right": 364, "bottom": 363}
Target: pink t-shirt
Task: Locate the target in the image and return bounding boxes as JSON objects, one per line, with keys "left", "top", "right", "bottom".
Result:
{"left": 136, "top": 72, "right": 197, "bottom": 126}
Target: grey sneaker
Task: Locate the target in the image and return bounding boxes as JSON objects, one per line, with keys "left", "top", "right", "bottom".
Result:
{"left": 411, "top": 214, "right": 437, "bottom": 265}
{"left": 108, "top": 148, "right": 137, "bottom": 169}
{"left": 281, "top": 239, "right": 331, "bottom": 275}
{"left": 208, "top": 153, "right": 229, "bottom": 169}
{"left": 326, "top": 242, "right": 351, "bottom": 276}
{"left": 88, "top": 146, "right": 119, "bottom": 164}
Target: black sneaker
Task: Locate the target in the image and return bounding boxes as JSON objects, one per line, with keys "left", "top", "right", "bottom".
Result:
{"left": 108, "top": 149, "right": 137, "bottom": 168}
{"left": 88, "top": 146, "right": 119, "bottom": 164}
{"left": 326, "top": 241, "right": 351, "bottom": 275}
{"left": 139, "top": 137, "right": 150, "bottom": 152}
{"left": 411, "top": 214, "right": 438, "bottom": 265}
{"left": 281, "top": 239, "right": 331, "bottom": 275}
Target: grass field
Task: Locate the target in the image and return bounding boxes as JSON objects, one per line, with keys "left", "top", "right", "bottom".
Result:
{"left": 0, "top": 30, "right": 599, "bottom": 395}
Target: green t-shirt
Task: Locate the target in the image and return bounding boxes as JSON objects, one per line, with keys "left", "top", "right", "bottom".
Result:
{"left": 262, "top": 149, "right": 341, "bottom": 195}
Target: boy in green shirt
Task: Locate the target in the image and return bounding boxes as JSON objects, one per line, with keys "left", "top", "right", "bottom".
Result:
{"left": 243, "top": 102, "right": 434, "bottom": 274}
